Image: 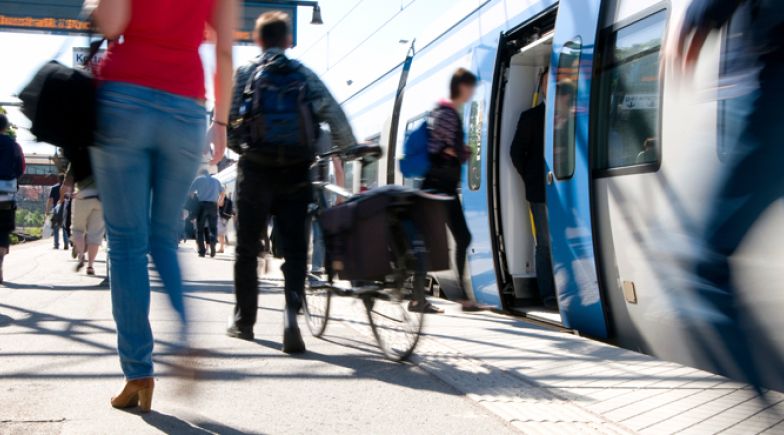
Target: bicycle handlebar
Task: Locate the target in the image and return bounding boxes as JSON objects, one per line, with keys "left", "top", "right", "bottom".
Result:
{"left": 318, "top": 144, "right": 383, "bottom": 163}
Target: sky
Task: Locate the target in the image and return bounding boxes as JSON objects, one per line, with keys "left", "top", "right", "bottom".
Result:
{"left": 0, "top": 0, "right": 482, "bottom": 155}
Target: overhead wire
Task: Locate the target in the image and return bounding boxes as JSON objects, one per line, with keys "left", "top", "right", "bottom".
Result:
{"left": 325, "top": 0, "right": 420, "bottom": 72}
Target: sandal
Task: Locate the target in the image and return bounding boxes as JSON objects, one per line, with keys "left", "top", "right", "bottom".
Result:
{"left": 75, "top": 257, "right": 85, "bottom": 272}
{"left": 86, "top": 266, "right": 95, "bottom": 276}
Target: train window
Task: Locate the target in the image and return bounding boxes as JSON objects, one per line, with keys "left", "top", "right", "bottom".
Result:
{"left": 594, "top": 11, "right": 666, "bottom": 173}
{"left": 553, "top": 39, "right": 581, "bottom": 180}
{"left": 362, "top": 134, "right": 380, "bottom": 190}
{"left": 467, "top": 99, "right": 483, "bottom": 191}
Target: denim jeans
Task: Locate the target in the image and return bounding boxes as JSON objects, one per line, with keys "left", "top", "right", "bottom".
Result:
{"left": 91, "top": 82, "right": 205, "bottom": 380}
{"left": 52, "top": 223, "right": 69, "bottom": 249}
{"left": 310, "top": 190, "right": 327, "bottom": 272}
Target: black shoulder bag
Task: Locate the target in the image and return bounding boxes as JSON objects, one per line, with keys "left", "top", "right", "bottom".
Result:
{"left": 18, "top": 37, "right": 105, "bottom": 151}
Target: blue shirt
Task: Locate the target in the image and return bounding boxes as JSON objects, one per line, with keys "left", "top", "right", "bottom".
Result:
{"left": 189, "top": 175, "right": 223, "bottom": 203}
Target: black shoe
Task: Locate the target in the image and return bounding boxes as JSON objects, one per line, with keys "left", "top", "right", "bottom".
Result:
{"left": 226, "top": 324, "right": 254, "bottom": 341}
{"left": 407, "top": 300, "right": 444, "bottom": 314}
{"left": 210, "top": 244, "right": 216, "bottom": 258}
{"left": 198, "top": 252, "right": 206, "bottom": 258}
{"left": 282, "top": 327, "right": 306, "bottom": 354}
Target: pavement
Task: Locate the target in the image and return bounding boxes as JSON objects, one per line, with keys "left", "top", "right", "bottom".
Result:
{"left": 1, "top": 240, "right": 783, "bottom": 435}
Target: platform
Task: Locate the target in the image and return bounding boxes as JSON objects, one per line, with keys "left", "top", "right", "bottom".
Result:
{"left": 0, "top": 240, "right": 782, "bottom": 434}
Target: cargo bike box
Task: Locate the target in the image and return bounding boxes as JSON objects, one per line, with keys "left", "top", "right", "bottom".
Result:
{"left": 319, "top": 185, "right": 450, "bottom": 281}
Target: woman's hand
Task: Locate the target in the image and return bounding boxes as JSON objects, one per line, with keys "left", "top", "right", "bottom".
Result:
{"left": 209, "top": 122, "right": 227, "bottom": 165}
{"left": 442, "top": 147, "right": 458, "bottom": 158}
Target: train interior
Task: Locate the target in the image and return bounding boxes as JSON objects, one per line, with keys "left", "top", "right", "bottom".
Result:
{"left": 492, "top": 13, "right": 559, "bottom": 325}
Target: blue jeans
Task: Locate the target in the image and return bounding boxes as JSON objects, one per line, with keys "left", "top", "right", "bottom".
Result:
{"left": 91, "top": 82, "right": 205, "bottom": 380}
{"left": 52, "top": 223, "right": 69, "bottom": 249}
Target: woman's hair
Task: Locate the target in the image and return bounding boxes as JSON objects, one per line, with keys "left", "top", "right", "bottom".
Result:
{"left": 450, "top": 68, "right": 478, "bottom": 99}
{"left": 255, "top": 11, "right": 291, "bottom": 49}
{"left": 0, "top": 114, "right": 8, "bottom": 132}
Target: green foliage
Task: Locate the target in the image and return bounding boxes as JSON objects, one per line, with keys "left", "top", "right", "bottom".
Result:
{"left": 15, "top": 208, "right": 45, "bottom": 228}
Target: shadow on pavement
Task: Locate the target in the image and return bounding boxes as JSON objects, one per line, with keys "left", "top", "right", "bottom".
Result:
{"left": 141, "top": 410, "right": 262, "bottom": 435}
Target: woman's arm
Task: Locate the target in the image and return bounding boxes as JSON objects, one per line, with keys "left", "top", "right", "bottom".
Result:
{"left": 84, "top": 0, "right": 130, "bottom": 39}
{"left": 208, "top": 0, "right": 238, "bottom": 165}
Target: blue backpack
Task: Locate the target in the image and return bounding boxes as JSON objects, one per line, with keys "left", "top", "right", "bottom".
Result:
{"left": 236, "top": 58, "right": 318, "bottom": 165}
{"left": 399, "top": 116, "right": 431, "bottom": 178}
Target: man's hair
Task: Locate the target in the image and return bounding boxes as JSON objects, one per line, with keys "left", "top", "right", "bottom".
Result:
{"left": 450, "top": 68, "right": 478, "bottom": 99}
{"left": 0, "top": 114, "right": 8, "bottom": 132}
{"left": 58, "top": 174, "right": 65, "bottom": 183}
{"left": 255, "top": 11, "right": 291, "bottom": 49}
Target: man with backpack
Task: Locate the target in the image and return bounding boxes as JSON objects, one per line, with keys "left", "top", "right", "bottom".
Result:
{"left": 226, "top": 12, "right": 357, "bottom": 353}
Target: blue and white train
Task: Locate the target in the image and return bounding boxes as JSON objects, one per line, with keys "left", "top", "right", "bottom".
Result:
{"left": 222, "top": 0, "right": 784, "bottom": 390}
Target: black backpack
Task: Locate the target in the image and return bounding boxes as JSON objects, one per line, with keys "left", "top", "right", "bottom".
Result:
{"left": 231, "top": 58, "right": 318, "bottom": 165}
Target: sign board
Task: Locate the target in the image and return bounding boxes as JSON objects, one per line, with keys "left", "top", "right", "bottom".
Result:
{"left": 72, "top": 47, "right": 105, "bottom": 67}
{"left": 0, "top": 1, "right": 298, "bottom": 44}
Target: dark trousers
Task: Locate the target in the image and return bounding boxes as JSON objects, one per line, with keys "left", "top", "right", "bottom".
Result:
{"left": 530, "top": 202, "right": 556, "bottom": 306}
{"left": 422, "top": 176, "right": 473, "bottom": 297}
{"left": 0, "top": 205, "right": 14, "bottom": 249}
{"left": 445, "top": 196, "right": 472, "bottom": 292}
{"left": 233, "top": 159, "right": 312, "bottom": 328}
{"left": 196, "top": 201, "right": 218, "bottom": 255}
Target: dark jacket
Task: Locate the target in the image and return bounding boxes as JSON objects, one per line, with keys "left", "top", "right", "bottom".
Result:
{"left": 423, "top": 102, "right": 466, "bottom": 194}
{"left": 509, "top": 104, "right": 546, "bottom": 203}
{"left": 0, "top": 135, "right": 25, "bottom": 181}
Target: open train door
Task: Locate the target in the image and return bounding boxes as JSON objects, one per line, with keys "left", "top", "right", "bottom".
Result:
{"left": 544, "top": 0, "right": 608, "bottom": 338}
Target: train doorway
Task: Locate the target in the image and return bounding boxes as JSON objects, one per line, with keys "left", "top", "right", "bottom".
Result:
{"left": 488, "top": 7, "right": 560, "bottom": 325}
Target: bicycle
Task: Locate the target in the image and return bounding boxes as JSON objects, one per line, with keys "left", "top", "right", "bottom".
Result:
{"left": 303, "top": 144, "right": 449, "bottom": 362}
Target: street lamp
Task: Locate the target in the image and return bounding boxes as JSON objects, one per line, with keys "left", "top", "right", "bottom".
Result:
{"left": 260, "top": 1, "right": 324, "bottom": 25}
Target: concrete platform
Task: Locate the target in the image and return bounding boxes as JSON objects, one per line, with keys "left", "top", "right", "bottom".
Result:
{"left": 0, "top": 240, "right": 782, "bottom": 434}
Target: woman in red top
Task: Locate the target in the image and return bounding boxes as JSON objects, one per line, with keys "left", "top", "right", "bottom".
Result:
{"left": 87, "top": 0, "right": 236, "bottom": 412}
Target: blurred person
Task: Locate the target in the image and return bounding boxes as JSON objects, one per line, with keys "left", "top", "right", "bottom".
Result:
{"left": 48, "top": 174, "right": 70, "bottom": 250}
{"left": 415, "top": 68, "right": 478, "bottom": 314}
{"left": 63, "top": 149, "right": 104, "bottom": 276}
{"left": 673, "top": 0, "right": 784, "bottom": 387}
{"left": 227, "top": 12, "right": 357, "bottom": 353}
{"left": 217, "top": 189, "right": 233, "bottom": 253}
{"left": 0, "top": 114, "right": 25, "bottom": 284}
{"left": 189, "top": 169, "right": 225, "bottom": 257}
{"left": 309, "top": 128, "right": 345, "bottom": 276}
{"left": 509, "top": 69, "right": 556, "bottom": 309}
{"left": 85, "top": 0, "right": 236, "bottom": 412}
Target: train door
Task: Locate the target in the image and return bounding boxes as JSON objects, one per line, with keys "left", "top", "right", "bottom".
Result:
{"left": 544, "top": 0, "right": 609, "bottom": 338}
{"left": 488, "top": 7, "right": 559, "bottom": 324}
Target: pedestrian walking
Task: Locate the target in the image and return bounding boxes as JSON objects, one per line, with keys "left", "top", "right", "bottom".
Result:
{"left": 217, "top": 190, "right": 233, "bottom": 253}
{"left": 0, "top": 114, "right": 25, "bottom": 284}
{"left": 85, "top": 0, "right": 236, "bottom": 413}
{"left": 63, "top": 148, "right": 104, "bottom": 275}
{"left": 189, "top": 169, "right": 225, "bottom": 257}
{"left": 47, "top": 174, "right": 70, "bottom": 250}
{"left": 673, "top": 0, "right": 784, "bottom": 389}
{"left": 417, "top": 68, "right": 479, "bottom": 313}
{"left": 226, "top": 11, "right": 357, "bottom": 353}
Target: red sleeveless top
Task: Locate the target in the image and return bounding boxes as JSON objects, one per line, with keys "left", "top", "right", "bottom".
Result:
{"left": 98, "top": 0, "right": 216, "bottom": 99}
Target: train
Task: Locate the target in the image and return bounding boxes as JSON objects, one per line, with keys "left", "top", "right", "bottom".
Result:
{"left": 218, "top": 0, "right": 784, "bottom": 391}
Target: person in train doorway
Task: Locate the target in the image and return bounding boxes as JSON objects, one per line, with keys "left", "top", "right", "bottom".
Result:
{"left": 226, "top": 11, "right": 357, "bottom": 352}
{"left": 509, "top": 68, "right": 557, "bottom": 309}
{"left": 0, "top": 114, "right": 25, "bottom": 284}
{"left": 416, "top": 68, "right": 480, "bottom": 313}
{"left": 189, "top": 168, "right": 225, "bottom": 258}
{"left": 673, "top": 0, "right": 784, "bottom": 388}
{"left": 216, "top": 188, "right": 233, "bottom": 254}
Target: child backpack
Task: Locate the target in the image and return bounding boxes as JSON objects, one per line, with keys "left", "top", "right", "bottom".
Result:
{"left": 399, "top": 115, "right": 431, "bottom": 178}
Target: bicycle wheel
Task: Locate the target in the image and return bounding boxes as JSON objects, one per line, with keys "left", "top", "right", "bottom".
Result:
{"left": 304, "top": 274, "right": 331, "bottom": 337}
{"left": 365, "top": 229, "right": 427, "bottom": 362}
